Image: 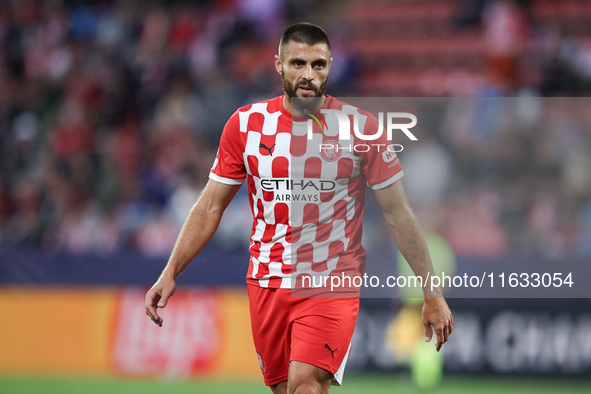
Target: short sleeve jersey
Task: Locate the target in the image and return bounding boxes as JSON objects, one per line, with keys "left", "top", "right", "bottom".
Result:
{"left": 210, "top": 96, "right": 404, "bottom": 289}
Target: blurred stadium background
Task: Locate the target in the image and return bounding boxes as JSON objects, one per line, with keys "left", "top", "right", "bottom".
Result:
{"left": 1, "top": 0, "right": 591, "bottom": 392}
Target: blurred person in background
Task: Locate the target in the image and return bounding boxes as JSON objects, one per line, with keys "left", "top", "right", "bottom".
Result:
{"left": 482, "top": 0, "right": 527, "bottom": 92}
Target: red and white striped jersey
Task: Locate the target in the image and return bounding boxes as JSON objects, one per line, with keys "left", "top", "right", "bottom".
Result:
{"left": 210, "top": 95, "right": 404, "bottom": 290}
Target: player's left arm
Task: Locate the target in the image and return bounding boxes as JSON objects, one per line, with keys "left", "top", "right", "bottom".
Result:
{"left": 374, "top": 179, "right": 453, "bottom": 351}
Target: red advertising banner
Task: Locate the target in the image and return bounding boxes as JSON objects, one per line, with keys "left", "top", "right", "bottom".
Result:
{"left": 0, "top": 286, "right": 259, "bottom": 379}
{"left": 112, "top": 288, "right": 222, "bottom": 377}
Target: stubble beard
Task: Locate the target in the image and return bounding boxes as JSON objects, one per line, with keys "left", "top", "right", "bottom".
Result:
{"left": 283, "top": 72, "right": 327, "bottom": 112}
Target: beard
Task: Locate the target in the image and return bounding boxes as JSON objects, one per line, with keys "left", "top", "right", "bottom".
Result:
{"left": 283, "top": 70, "right": 327, "bottom": 112}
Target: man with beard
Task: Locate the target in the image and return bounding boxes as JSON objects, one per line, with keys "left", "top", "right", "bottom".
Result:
{"left": 145, "top": 22, "right": 453, "bottom": 394}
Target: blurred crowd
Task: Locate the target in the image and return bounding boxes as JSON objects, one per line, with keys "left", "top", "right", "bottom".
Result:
{"left": 459, "top": 0, "right": 591, "bottom": 96}
{"left": 400, "top": 97, "right": 591, "bottom": 259}
{"left": 0, "top": 0, "right": 303, "bottom": 256}
{"left": 0, "top": 0, "right": 589, "bottom": 259}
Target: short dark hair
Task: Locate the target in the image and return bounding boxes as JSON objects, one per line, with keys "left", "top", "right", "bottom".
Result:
{"left": 279, "top": 22, "right": 331, "bottom": 58}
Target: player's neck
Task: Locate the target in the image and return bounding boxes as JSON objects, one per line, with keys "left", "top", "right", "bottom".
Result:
{"left": 282, "top": 94, "right": 326, "bottom": 117}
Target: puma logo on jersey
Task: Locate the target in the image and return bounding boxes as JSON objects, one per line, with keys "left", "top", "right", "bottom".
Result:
{"left": 259, "top": 143, "right": 276, "bottom": 156}
{"left": 324, "top": 344, "right": 338, "bottom": 358}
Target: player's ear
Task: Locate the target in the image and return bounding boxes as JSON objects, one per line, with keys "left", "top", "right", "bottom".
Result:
{"left": 275, "top": 54, "right": 283, "bottom": 75}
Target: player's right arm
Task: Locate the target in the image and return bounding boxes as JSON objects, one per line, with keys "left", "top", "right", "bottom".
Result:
{"left": 145, "top": 179, "right": 241, "bottom": 327}
{"left": 146, "top": 110, "right": 246, "bottom": 326}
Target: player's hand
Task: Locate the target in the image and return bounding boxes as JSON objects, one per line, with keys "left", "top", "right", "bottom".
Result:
{"left": 422, "top": 297, "right": 453, "bottom": 352}
{"left": 145, "top": 275, "right": 176, "bottom": 327}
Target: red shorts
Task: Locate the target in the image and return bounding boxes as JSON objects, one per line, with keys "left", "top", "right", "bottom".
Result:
{"left": 247, "top": 284, "right": 359, "bottom": 386}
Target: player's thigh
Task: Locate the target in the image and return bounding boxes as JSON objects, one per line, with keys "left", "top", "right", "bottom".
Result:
{"left": 288, "top": 360, "right": 332, "bottom": 394}
{"left": 248, "top": 285, "right": 291, "bottom": 386}
{"left": 270, "top": 380, "right": 288, "bottom": 394}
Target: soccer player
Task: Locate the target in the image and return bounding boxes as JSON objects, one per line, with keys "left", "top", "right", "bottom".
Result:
{"left": 145, "top": 22, "right": 453, "bottom": 394}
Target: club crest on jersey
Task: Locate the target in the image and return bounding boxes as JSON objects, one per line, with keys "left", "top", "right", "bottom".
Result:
{"left": 259, "top": 142, "right": 276, "bottom": 156}
{"left": 319, "top": 140, "right": 342, "bottom": 162}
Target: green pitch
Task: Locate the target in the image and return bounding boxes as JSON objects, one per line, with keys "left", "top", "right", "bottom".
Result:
{"left": 1, "top": 375, "right": 590, "bottom": 394}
